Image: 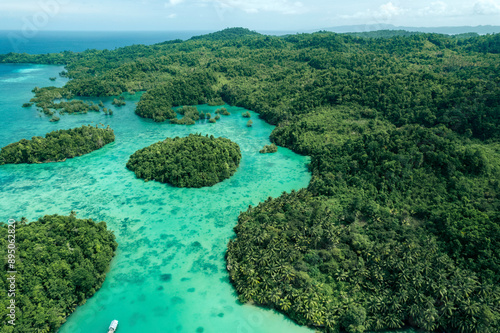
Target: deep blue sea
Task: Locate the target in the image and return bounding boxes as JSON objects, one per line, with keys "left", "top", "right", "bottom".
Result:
{"left": 0, "top": 30, "right": 301, "bottom": 55}
{"left": 0, "top": 30, "right": 211, "bottom": 54}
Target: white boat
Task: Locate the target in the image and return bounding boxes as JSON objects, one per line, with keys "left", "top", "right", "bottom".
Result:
{"left": 108, "top": 320, "right": 118, "bottom": 333}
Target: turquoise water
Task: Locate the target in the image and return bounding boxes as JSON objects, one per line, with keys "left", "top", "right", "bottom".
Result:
{"left": 0, "top": 64, "right": 313, "bottom": 333}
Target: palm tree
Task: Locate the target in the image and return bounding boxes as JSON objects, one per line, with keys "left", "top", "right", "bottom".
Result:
{"left": 324, "top": 314, "right": 338, "bottom": 331}
{"left": 283, "top": 267, "right": 296, "bottom": 281}
{"left": 279, "top": 297, "right": 292, "bottom": 311}
{"left": 372, "top": 317, "right": 385, "bottom": 330}
{"left": 247, "top": 272, "right": 261, "bottom": 288}
{"left": 441, "top": 300, "right": 456, "bottom": 317}
{"left": 461, "top": 298, "right": 480, "bottom": 316}
{"left": 384, "top": 313, "right": 403, "bottom": 329}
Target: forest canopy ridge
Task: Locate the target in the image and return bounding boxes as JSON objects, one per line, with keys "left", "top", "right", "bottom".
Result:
{"left": 188, "top": 27, "right": 261, "bottom": 41}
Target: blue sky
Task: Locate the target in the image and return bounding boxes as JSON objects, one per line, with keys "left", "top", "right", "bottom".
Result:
{"left": 0, "top": 0, "right": 499, "bottom": 31}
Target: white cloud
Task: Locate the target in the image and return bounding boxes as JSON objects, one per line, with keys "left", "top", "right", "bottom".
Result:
{"left": 167, "top": 13, "right": 177, "bottom": 18}
{"left": 417, "top": 1, "right": 449, "bottom": 16}
{"left": 473, "top": 0, "right": 500, "bottom": 15}
{"left": 337, "top": 0, "right": 500, "bottom": 25}
{"left": 340, "top": 2, "right": 406, "bottom": 21}
{"left": 379, "top": 2, "right": 405, "bottom": 17}
{"left": 204, "top": 0, "right": 306, "bottom": 15}
{"left": 165, "top": 0, "right": 184, "bottom": 7}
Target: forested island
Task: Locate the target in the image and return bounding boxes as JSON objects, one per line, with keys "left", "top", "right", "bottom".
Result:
{"left": 260, "top": 143, "right": 278, "bottom": 154}
{"left": 0, "top": 125, "right": 115, "bottom": 165}
{"left": 0, "top": 214, "right": 117, "bottom": 332}
{"left": 126, "top": 133, "right": 241, "bottom": 187}
{"left": 1, "top": 27, "right": 499, "bottom": 332}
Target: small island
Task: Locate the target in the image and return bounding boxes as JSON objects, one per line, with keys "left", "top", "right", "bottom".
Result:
{"left": 259, "top": 143, "right": 277, "bottom": 153}
{"left": 112, "top": 97, "right": 126, "bottom": 107}
{"left": 0, "top": 125, "right": 115, "bottom": 165}
{"left": 0, "top": 214, "right": 117, "bottom": 332}
{"left": 126, "top": 133, "right": 241, "bottom": 187}
{"left": 170, "top": 106, "right": 206, "bottom": 125}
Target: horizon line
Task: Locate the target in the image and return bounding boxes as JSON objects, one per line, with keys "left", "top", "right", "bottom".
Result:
{"left": 0, "top": 24, "right": 500, "bottom": 33}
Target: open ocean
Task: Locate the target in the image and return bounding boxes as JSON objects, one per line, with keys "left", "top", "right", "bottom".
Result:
{"left": 0, "top": 30, "right": 210, "bottom": 54}
{"left": 0, "top": 30, "right": 298, "bottom": 55}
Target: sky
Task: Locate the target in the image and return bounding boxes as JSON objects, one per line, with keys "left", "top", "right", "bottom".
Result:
{"left": 0, "top": 0, "right": 499, "bottom": 31}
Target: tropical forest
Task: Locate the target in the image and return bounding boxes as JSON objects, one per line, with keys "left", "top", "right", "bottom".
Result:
{"left": 126, "top": 133, "right": 241, "bottom": 187}
{"left": 0, "top": 125, "right": 115, "bottom": 165}
{"left": 0, "top": 214, "right": 117, "bottom": 333}
{"left": 0, "top": 27, "right": 499, "bottom": 332}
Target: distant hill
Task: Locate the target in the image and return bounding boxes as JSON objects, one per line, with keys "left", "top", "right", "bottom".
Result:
{"left": 345, "top": 30, "right": 424, "bottom": 38}
{"left": 321, "top": 24, "right": 500, "bottom": 35}
{"left": 344, "top": 30, "right": 481, "bottom": 39}
{"left": 189, "top": 27, "right": 260, "bottom": 41}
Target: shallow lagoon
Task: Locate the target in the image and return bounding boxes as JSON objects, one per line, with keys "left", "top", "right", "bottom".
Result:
{"left": 0, "top": 64, "right": 314, "bottom": 333}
